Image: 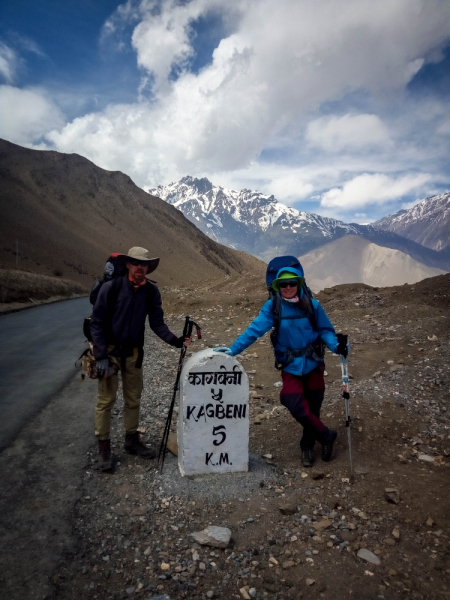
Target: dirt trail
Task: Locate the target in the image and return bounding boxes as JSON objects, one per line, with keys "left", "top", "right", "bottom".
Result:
{"left": 1, "top": 274, "right": 449, "bottom": 600}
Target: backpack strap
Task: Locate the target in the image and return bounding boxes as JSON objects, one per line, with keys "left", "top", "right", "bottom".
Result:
{"left": 104, "top": 277, "right": 126, "bottom": 370}
{"left": 145, "top": 280, "right": 155, "bottom": 313}
{"left": 269, "top": 290, "right": 281, "bottom": 366}
{"left": 299, "top": 290, "right": 318, "bottom": 330}
{"left": 269, "top": 288, "right": 323, "bottom": 371}
{"left": 108, "top": 276, "right": 124, "bottom": 310}
{"left": 75, "top": 347, "right": 91, "bottom": 368}
{"left": 131, "top": 282, "right": 155, "bottom": 370}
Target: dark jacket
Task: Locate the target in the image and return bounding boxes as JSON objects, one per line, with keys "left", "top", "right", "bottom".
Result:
{"left": 90, "top": 275, "right": 177, "bottom": 360}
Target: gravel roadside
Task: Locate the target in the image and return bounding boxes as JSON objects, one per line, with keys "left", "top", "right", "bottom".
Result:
{"left": 51, "top": 277, "right": 450, "bottom": 600}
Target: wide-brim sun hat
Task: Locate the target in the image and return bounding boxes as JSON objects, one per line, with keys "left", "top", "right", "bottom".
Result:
{"left": 272, "top": 270, "right": 304, "bottom": 292}
{"left": 123, "top": 247, "right": 160, "bottom": 274}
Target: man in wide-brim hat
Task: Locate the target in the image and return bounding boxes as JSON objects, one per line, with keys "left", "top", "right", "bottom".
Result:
{"left": 90, "top": 246, "right": 191, "bottom": 471}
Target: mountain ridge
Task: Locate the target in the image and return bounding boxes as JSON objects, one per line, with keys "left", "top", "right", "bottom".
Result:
{"left": 299, "top": 234, "right": 446, "bottom": 292}
{"left": 373, "top": 192, "right": 450, "bottom": 251}
{"left": 149, "top": 176, "right": 450, "bottom": 270}
{"left": 0, "top": 139, "right": 264, "bottom": 287}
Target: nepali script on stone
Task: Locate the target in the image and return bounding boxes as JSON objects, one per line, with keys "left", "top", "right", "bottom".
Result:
{"left": 178, "top": 349, "right": 249, "bottom": 476}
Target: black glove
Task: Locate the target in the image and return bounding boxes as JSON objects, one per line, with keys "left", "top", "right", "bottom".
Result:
{"left": 336, "top": 333, "right": 349, "bottom": 358}
{"left": 96, "top": 358, "right": 109, "bottom": 378}
{"left": 172, "top": 336, "right": 186, "bottom": 349}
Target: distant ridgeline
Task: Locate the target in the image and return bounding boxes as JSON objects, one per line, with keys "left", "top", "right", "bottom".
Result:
{"left": 150, "top": 177, "right": 450, "bottom": 271}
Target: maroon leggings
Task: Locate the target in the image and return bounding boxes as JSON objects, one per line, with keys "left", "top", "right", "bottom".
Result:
{"left": 280, "top": 366, "right": 332, "bottom": 449}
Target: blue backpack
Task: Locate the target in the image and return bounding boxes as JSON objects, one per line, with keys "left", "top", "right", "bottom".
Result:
{"left": 266, "top": 256, "right": 323, "bottom": 369}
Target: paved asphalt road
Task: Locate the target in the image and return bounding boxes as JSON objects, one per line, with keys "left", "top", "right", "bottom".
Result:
{"left": 0, "top": 297, "right": 91, "bottom": 451}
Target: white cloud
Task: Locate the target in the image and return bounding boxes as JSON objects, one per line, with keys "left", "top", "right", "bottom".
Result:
{"left": 320, "top": 173, "right": 431, "bottom": 209}
{"left": 46, "top": 0, "right": 450, "bottom": 192}
{"left": 437, "top": 120, "right": 450, "bottom": 136}
{"left": 0, "top": 42, "right": 19, "bottom": 84}
{"left": 306, "top": 114, "right": 391, "bottom": 152}
{"left": 264, "top": 175, "right": 314, "bottom": 202}
{"left": 0, "top": 0, "right": 444, "bottom": 227}
{"left": 0, "top": 85, "right": 65, "bottom": 146}
{"left": 130, "top": 0, "right": 201, "bottom": 92}
{"left": 12, "top": 33, "right": 46, "bottom": 58}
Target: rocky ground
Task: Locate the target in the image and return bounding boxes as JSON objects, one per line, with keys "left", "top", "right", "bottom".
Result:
{"left": 6, "top": 274, "right": 450, "bottom": 600}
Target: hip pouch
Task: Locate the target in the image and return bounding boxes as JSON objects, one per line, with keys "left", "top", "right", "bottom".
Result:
{"left": 76, "top": 344, "right": 118, "bottom": 380}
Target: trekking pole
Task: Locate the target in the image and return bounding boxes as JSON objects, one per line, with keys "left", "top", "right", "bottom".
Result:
{"left": 339, "top": 335, "right": 354, "bottom": 482}
{"left": 158, "top": 316, "right": 201, "bottom": 473}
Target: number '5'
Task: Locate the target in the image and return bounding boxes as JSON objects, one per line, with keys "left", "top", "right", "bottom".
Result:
{"left": 212, "top": 425, "right": 226, "bottom": 446}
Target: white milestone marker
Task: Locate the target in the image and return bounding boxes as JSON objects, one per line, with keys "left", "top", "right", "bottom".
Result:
{"left": 178, "top": 349, "right": 249, "bottom": 476}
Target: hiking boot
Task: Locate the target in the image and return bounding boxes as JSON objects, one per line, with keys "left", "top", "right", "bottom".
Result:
{"left": 124, "top": 432, "right": 156, "bottom": 459}
{"left": 98, "top": 439, "right": 114, "bottom": 472}
{"left": 322, "top": 430, "right": 337, "bottom": 462}
{"left": 302, "top": 448, "right": 315, "bottom": 467}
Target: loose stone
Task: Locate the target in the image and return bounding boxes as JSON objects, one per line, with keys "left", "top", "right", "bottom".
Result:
{"left": 312, "top": 519, "right": 332, "bottom": 531}
{"left": 279, "top": 504, "right": 297, "bottom": 515}
{"left": 418, "top": 454, "right": 435, "bottom": 463}
{"left": 190, "top": 526, "right": 232, "bottom": 548}
{"left": 357, "top": 548, "right": 381, "bottom": 566}
{"left": 385, "top": 488, "right": 400, "bottom": 504}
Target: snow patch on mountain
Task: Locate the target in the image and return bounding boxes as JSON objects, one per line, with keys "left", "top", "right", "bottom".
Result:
{"left": 148, "top": 176, "right": 450, "bottom": 271}
{"left": 149, "top": 176, "right": 358, "bottom": 239}
{"left": 374, "top": 192, "right": 450, "bottom": 251}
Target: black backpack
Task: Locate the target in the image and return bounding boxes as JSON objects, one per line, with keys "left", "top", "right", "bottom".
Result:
{"left": 89, "top": 253, "right": 128, "bottom": 306}
{"left": 266, "top": 255, "right": 324, "bottom": 370}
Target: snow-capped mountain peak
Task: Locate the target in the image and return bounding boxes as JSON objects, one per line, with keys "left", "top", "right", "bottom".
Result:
{"left": 374, "top": 192, "right": 450, "bottom": 251}
{"left": 150, "top": 176, "right": 357, "bottom": 243}
{"left": 148, "top": 177, "right": 449, "bottom": 270}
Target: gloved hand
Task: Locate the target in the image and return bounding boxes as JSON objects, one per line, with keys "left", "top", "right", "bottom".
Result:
{"left": 96, "top": 358, "right": 109, "bottom": 378}
{"left": 173, "top": 336, "right": 190, "bottom": 348}
{"left": 336, "top": 333, "right": 350, "bottom": 358}
{"left": 213, "top": 347, "right": 234, "bottom": 356}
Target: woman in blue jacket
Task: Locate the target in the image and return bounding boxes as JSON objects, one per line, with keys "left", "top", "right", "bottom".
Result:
{"left": 215, "top": 266, "right": 348, "bottom": 467}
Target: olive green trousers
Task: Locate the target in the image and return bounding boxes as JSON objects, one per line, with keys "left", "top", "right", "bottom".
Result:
{"left": 95, "top": 347, "right": 143, "bottom": 441}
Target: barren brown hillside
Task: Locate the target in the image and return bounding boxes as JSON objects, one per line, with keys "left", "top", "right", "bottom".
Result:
{"left": 0, "top": 139, "right": 264, "bottom": 288}
{"left": 300, "top": 235, "right": 447, "bottom": 292}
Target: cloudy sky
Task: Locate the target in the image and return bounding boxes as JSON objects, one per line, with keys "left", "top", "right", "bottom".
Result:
{"left": 1, "top": 0, "right": 450, "bottom": 223}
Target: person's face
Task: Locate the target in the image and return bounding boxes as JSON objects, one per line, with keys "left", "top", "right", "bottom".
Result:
{"left": 279, "top": 281, "right": 298, "bottom": 299}
{"left": 126, "top": 260, "right": 149, "bottom": 282}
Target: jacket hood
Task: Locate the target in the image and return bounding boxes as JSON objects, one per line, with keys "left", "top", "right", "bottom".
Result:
{"left": 276, "top": 266, "right": 304, "bottom": 278}
{"left": 272, "top": 266, "right": 305, "bottom": 296}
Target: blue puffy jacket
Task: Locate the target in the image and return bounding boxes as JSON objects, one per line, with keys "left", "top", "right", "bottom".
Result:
{"left": 229, "top": 267, "right": 338, "bottom": 376}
